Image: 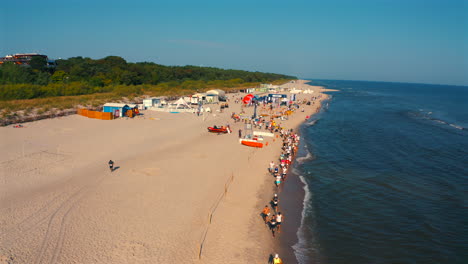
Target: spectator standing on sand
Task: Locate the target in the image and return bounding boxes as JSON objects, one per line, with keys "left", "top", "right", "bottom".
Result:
{"left": 238, "top": 129, "right": 242, "bottom": 138}
{"left": 108, "top": 160, "right": 114, "bottom": 172}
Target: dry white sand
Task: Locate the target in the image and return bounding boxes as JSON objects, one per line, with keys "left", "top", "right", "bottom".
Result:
{"left": 0, "top": 80, "right": 329, "bottom": 264}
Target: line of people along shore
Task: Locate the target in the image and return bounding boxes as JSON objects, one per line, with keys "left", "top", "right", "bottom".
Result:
{"left": 261, "top": 128, "right": 301, "bottom": 264}
{"left": 262, "top": 129, "right": 300, "bottom": 237}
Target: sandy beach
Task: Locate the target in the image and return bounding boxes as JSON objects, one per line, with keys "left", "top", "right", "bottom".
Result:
{"left": 0, "top": 80, "right": 328, "bottom": 264}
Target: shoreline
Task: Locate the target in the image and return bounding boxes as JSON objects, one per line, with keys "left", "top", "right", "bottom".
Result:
{"left": 245, "top": 80, "right": 330, "bottom": 263}
{"left": 278, "top": 93, "right": 331, "bottom": 264}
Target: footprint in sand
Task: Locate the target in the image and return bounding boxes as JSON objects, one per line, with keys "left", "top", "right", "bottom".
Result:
{"left": 0, "top": 255, "right": 14, "bottom": 264}
{"left": 132, "top": 168, "right": 160, "bottom": 176}
{"left": 113, "top": 241, "right": 151, "bottom": 261}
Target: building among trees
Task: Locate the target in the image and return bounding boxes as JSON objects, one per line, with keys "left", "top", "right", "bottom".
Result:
{"left": 0, "top": 53, "right": 56, "bottom": 68}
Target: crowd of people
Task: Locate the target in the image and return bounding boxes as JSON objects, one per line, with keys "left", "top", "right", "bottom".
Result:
{"left": 262, "top": 128, "right": 302, "bottom": 264}
{"left": 262, "top": 129, "right": 300, "bottom": 234}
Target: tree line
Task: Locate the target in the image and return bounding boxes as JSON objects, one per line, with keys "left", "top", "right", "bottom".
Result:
{"left": 0, "top": 56, "right": 296, "bottom": 100}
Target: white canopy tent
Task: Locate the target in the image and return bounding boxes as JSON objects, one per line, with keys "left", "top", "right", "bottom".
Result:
{"left": 171, "top": 98, "right": 192, "bottom": 109}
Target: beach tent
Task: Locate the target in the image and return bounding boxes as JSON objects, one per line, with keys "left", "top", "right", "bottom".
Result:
{"left": 173, "top": 98, "right": 192, "bottom": 109}
{"left": 242, "top": 94, "right": 254, "bottom": 104}
{"left": 206, "top": 89, "right": 226, "bottom": 101}
{"left": 205, "top": 94, "right": 219, "bottom": 103}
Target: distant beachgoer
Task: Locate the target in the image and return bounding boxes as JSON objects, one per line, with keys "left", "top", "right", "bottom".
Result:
{"left": 273, "top": 254, "right": 283, "bottom": 264}
{"left": 261, "top": 205, "right": 271, "bottom": 224}
{"left": 238, "top": 129, "right": 242, "bottom": 138}
{"left": 108, "top": 160, "right": 114, "bottom": 172}
{"left": 269, "top": 161, "right": 275, "bottom": 173}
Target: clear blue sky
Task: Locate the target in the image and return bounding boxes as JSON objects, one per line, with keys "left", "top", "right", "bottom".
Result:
{"left": 1, "top": 0, "right": 467, "bottom": 85}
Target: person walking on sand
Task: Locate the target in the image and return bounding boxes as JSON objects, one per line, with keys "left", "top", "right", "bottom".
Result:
{"left": 261, "top": 205, "right": 270, "bottom": 224}
{"left": 273, "top": 253, "right": 283, "bottom": 264}
{"left": 108, "top": 160, "right": 114, "bottom": 172}
{"left": 238, "top": 129, "right": 242, "bottom": 138}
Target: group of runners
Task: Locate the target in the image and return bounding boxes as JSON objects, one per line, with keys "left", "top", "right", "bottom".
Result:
{"left": 261, "top": 128, "right": 301, "bottom": 264}
{"left": 270, "top": 130, "right": 300, "bottom": 188}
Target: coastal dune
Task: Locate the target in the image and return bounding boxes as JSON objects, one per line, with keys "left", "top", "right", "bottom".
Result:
{"left": 0, "top": 80, "right": 328, "bottom": 264}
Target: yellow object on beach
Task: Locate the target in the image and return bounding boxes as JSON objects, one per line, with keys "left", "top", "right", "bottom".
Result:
{"left": 273, "top": 257, "right": 283, "bottom": 264}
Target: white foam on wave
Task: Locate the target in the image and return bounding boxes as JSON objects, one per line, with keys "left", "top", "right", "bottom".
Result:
{"left": 306, "top": 119, "right": 318, "bottom": 126}
{"left": 450, "top": 124, "right": 464, "bottom": 130}
{"left": 292, "top": 174, "right": 315, "bottom": 264}
{"left": 413, "top": 109, "right": 466, "bottom": 131}
{"left": 296, "top": 146, "right": 314, "bottom": 164}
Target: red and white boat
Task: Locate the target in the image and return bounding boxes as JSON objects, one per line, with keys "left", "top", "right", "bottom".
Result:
{"left": 207, "top": 126, "right": 229, "bottom": 133}
{"left": 239, "top": 138, "right": 263, "bottom": 148}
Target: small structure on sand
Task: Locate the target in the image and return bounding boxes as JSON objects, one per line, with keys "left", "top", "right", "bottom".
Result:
{"left": 206, "top": 89, "right": 226, "bottom": 101}
{"left": 103, "top": 103, "right": 130, "bottom": 117}
{"left": 143, "top": 97, "right": 163, "bottom": 109}
{"left": 103, "top": 103, "right": 139, "bottom": 117}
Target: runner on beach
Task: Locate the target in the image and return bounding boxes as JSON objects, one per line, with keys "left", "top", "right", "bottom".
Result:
{"left": 269, "top": 214, "right": 277, "bottom": 237}
{"left": 276, "top": 212, "right": 283, "bottom": 233}
{"left": 272, "top": 194, "right": 279, "bottom": 212}
{"left": 275, "top": 175, "right": 281, "bottom": 187}
{"left": 273, "top": 254, "right": 283, "bottom": 264}
{"left": 261, "top": 205, "right": 270, "bottom": 224}
{"left": 108, "top": 160, "right": 114, "bottom": 172}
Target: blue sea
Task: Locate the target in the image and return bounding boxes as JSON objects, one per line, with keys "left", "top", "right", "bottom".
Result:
{"left": 292, "top": 80, "right": 468, "bottom": 264}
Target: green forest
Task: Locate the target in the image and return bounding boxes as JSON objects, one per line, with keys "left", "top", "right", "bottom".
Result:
{"left": 0, "top": 56, "right": 296, "bottom": 100}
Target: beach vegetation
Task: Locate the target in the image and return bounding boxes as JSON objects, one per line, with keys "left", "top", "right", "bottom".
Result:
{"left": 0, "top": 55, "right": 295, "bottom": 101}
{"left": 0, "top": 55, "right": 295, "bottom": 125}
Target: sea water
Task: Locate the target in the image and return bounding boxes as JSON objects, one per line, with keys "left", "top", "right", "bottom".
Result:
{"left": 292, "top": 80, "right": 468, "bottom": 264}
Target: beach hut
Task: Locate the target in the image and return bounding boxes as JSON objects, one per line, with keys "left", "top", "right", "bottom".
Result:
{"left": 191, "top": 93, "right": 207, "bottom": 105}
{"left": 103, "top": 103, "right": 130, "bottom": 117}
{"left": 268, "top": 93, "right": 287, "bottom": 101}
{"left": 143, "top": 97, "right": 163, "bottom": 109}
{"left": 246, "top": 88, "right": 256, "bottom": 93}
